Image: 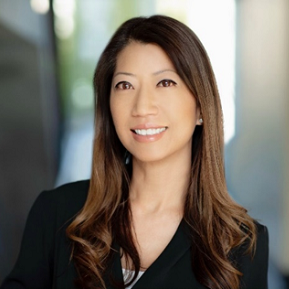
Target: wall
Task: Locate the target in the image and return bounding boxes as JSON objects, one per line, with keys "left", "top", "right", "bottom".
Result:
{"left": 226, "top": 0, "right": 289, "bottom": 284}
{"left": 0, "top": 0, "right": 60, "bottom": 280}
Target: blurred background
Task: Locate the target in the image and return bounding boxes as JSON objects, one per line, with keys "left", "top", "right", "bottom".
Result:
{"left": 0, "top": 0, "right": 288, "bottom": 287}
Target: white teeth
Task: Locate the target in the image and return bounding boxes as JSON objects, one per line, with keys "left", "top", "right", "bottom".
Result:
{"left": 134, "top": 127, "right": 166, "bottom": 136}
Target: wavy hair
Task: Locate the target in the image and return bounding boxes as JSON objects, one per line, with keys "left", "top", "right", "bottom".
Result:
{"left": 66, "top": 15, "right": 256, "bottom": 289}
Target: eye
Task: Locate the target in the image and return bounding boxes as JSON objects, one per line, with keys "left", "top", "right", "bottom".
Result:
{"left": 157, "top": 79, "right": 177, "bottom": 87}
{"left": 115, "top": 81, "right": 133, "bottom": 90}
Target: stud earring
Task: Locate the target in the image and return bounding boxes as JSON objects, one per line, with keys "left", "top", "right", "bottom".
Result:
{"left": 199, "top": 118, "right": 203, "bottom": 124}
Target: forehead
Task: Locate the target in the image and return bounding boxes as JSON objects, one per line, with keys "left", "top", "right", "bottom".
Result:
{"left": 114, "top": 41, "right": 175, "bottom": 73}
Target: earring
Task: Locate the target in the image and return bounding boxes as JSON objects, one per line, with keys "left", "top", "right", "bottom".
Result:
{"left": 199, "top": 118, "right": 203, "bottom": 124}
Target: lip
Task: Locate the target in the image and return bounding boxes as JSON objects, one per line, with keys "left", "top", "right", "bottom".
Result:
{"left": 131, "top": 126, "right": 168, "bottom": 143}
{"left": 130, "top": 123, "right": 166, "bottom": 130}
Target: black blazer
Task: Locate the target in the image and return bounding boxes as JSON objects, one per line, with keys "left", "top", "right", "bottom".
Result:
{"left": 1, "top": 181, "right": 269, "bottom": 289}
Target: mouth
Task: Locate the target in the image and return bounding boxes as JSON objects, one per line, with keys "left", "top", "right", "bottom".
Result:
{"left": 131, "top": 127, "right": 167, "bottom": 136}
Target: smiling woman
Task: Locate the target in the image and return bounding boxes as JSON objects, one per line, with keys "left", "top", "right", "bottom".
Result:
{"left": 110, "top": 42, "right": 200, "bottom": 163}
{"left": 1, "top": 15, "right": 268, "bottom": 289}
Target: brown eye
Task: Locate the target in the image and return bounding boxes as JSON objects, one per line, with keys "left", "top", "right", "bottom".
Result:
{"left": 115, "top": 81, "right": 133, "bottom": 90}
{"left": 157, "top": 79, "right": 177, "bottom": 87}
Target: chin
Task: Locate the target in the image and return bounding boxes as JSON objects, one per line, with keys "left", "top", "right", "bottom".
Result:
{"left": 131, "top": 152, "right": 167, "bottom": 164}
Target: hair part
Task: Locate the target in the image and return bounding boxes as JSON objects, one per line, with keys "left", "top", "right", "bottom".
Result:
{"left": 66, "top": 15, "right": 256, "bottom": 289}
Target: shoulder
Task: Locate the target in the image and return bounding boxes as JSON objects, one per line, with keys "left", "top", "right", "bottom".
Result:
{"left": 235, "top": 221, "right": 269, "bottom": 288}
{"left": 0, "top": 181, "right": 90, "bottom": 287}
{"left": 238, "top": 221, "right": 268, "bottom": 254}
{"left": 240, "top": 221, "right": 269, "bottom": 255}
{"left": 254, "top": 221, "right": 269, "bottom": 252}
{"left": 32, "top": 180, "right": 90, "bottom": 224}
{"left": 39, "top": 179, "right": 90, "bottom": 206}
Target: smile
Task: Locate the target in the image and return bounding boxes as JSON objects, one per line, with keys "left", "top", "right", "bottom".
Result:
{"left": 133, "top": 127, "right": 167, "bottom": 136}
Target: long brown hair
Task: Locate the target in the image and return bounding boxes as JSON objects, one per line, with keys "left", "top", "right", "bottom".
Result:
{"left": 67, "top": 15, "right": 256, "bottom": 289}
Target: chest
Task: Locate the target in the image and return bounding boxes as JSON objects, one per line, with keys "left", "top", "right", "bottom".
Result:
{"left": 53, "top": 245, "right": 204, "bottom": 289}
{"left": 128, "top": 216, "right": 182, "bottom": 270}
{"left": 53, "top": 221, "right": 206, "bottom": 289}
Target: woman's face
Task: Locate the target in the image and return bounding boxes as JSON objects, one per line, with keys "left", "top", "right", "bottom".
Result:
{"left": 110, "top": 41, "right": 201, "bottom": 163}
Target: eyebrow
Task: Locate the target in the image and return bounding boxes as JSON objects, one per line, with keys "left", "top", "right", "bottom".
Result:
{"left": 113, "top": 72, "right": 136, "bottom": 78}
{"left": 153, "top": 69, "right": 178, "bottom": 75}
{"left": 113, "top": 69, "right": 178, "bottom": 78}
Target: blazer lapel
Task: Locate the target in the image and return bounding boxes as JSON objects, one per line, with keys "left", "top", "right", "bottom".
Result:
{"left": 105, "top": 243, "right": 124, "bottom": 289}
{"left": 132, "top": 219, "right": 192, "bottom": 288}
{"left": 105, "top": 220, "right": 204, "bottom": 289}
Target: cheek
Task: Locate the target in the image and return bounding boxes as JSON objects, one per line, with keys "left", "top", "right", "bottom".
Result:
{"left": 110, "top": 100, "right": 128, "bottom": 142}
{"left": 174, "top": 97, "right": 198, "bottom": 124}
{"left": 110, "top": 94, "right": 132, "bottom": 126}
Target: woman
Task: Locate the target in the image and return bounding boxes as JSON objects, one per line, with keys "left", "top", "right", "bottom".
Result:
{"left": 1, "top": 15, "right": 268, "bottom": 289}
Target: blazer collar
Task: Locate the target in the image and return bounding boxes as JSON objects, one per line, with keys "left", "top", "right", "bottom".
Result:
{"left": 106, "top": 219, "right": 191, "bottom": 288}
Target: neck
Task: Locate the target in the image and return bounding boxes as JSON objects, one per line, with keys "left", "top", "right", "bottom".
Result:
{"left": 129, "top": 150, "right": 191, "bottom": 214}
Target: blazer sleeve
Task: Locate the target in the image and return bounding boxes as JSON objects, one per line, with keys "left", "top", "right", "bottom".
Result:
{"left": 1, "top": 191, "right": 56, "bottom": 289}
{"left": 238, "top": 223, "right": 269, "bottom": 289}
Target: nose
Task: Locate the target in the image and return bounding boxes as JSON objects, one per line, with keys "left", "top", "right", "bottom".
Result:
{"left": 132, "top": 85, "right": 158, "bottom": 117}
